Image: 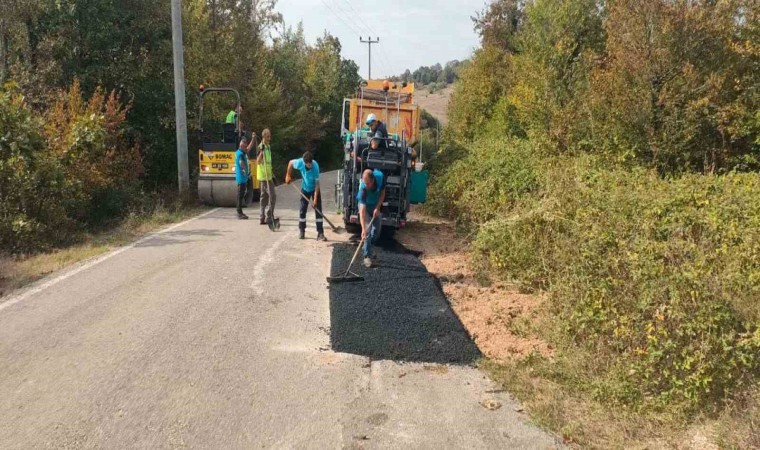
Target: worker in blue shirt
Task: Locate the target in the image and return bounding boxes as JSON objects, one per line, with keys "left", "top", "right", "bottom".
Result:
{"left": 235, "top": 135, "right": 255, "bottom": 219}
{"left": 285, "top": 151, "right": 326, "bottom": 241}
{"left": 357, "top": 168, "right": 385, "bottom": 267}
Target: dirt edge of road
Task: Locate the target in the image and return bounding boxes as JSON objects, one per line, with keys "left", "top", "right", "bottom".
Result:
{"left": 396, "top": 209, "right": 552, "bottom": 363}
{"left": 0, "top": 206, "right": 210, "bottom": 301}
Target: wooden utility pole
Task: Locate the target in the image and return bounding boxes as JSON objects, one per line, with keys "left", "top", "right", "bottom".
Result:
{"left": 359, "top": 36, "right": 379, "bottom": 80}
{"left": 171, "top": 0, "right": 190, "bottom": 193}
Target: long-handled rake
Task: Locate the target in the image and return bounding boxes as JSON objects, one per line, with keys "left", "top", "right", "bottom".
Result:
{"left": 288, "top": 183, "right": 345, "bottom": 234}
{"left": 327, "top": 238, "right": 366, "bottom": 284}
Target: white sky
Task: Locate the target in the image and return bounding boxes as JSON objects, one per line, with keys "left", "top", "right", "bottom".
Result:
{"left": 275, "top": 0, "right": 484, "bottom": 78}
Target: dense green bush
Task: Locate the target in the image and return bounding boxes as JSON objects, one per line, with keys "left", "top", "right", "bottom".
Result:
{"left": 426, "top": 137, "right": 538, "bottom": 227}
{"left": 43, "top": 81, "right": 143, "bottom": 227}
{"left": 464, "top": 154, "right": 760, "bottom": 411}
{"left": 0, "top": 85, "right": 72, "bottom": 252}
{"left": 1, "top": 82, "right": 146, "bottom": 253}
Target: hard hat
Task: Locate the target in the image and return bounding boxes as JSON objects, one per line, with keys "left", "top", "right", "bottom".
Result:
{"left": 366, "top": 113, "right": 377, "bottom": 124}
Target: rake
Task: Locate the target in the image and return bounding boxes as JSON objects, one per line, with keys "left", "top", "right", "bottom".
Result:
{"left": 288, "top": 183, "right": 345, "bottom": 234}
{"left": 326, "top": 238, "right": 366, "bottom": 284}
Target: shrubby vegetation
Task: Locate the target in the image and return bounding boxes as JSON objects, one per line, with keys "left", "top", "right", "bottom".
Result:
{"left": 428, "top": 0, "right": 759, "bottom": 441}
{"left": 1, "top": 1, "right": 360, "bottom": 254}
{"left": 1, "top": 82, "right": 141, "bottom": 251}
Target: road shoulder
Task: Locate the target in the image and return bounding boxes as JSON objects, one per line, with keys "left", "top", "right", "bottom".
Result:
{"left": 0, "top": 206, "right": 213, "bottom": 307}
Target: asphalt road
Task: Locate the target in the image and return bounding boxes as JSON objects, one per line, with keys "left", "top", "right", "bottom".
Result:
{"left": 0, "top": 171, "right": 559, "bottom": 449}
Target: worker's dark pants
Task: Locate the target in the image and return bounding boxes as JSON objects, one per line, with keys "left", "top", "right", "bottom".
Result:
{"left": 259, "top": 179, "right": 276, "bottom": 222}
{"left": 299, "top": 189, "right": 324, "bottom": 234}
{"left": 236, "top": 182, "right": 247, "bottom": 214}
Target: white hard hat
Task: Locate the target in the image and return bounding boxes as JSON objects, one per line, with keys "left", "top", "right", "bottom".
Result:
{"left": 366, "top": 113, "right": 377, "bottom": 124}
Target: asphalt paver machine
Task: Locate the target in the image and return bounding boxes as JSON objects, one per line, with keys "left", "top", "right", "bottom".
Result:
{"left": 336, "top": 80, "right": 428, "bottom": 236}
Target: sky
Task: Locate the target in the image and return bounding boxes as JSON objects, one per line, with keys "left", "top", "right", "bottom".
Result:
{"left": 275, "top": 0, "right": 484, "bottom": 79}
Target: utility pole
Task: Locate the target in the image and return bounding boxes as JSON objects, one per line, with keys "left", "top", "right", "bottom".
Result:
{"left": 171, "top": 0, "right": 190, "bottom": 193}
{"left": 359, "top": 36, "right": 379, "bottom": 80}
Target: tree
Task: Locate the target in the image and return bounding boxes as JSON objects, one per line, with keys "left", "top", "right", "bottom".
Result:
{"left": 507, "top": 0, "right": 605, "bottom": 149}
{"left": 590, "top": 0, "right": 759, "bottom": 173}
{"left": 447, "top": 46, "right": 511, "bottom": 142}
{"left": 2, "top": 0, "right": 361, "bottom": 197}
{"left": 472, "top": 0, "right": 523, "bottom": 53}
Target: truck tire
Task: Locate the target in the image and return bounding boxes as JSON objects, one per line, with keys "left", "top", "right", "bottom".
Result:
{"left": 343, "top": 217, "right": 361, "bottom": 234}
{"left": 380, "top": 226, "right": 396, "bottom": 241}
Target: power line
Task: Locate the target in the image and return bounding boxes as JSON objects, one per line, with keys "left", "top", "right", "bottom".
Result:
{"left": 319, "top": 0, "right": 385, "bottom": 77}
{"left": 377, "top": 45, "right": 395, "bottom": 78}
{"left": 319, "top": 0, "right": 364, "bottom": 38}
{"left": 337, "top": 0, "right": 373, "bottom": 37}
{"left": 334, "top": 0, "right": 394, "bottom": 77}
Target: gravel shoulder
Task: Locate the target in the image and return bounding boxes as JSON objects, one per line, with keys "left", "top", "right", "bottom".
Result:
{"left": 395, "top": 208, "right": 553, "bottom": 363}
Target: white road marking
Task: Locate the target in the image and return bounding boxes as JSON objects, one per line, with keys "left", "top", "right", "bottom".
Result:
{"left": 0, "top": 208, "right": 221, "bottom": 313}
{"left": 250, "top": 233, "right": 289, "bottom": 297}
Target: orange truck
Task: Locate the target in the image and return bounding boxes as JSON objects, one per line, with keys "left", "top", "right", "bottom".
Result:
{"left": 341, "top": 80, "right": 420, "bottom": 144}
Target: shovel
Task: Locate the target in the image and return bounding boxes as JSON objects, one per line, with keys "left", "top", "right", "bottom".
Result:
{"left": 267, "top": 217, "right": 281, "bottom": 232}
{"left": 288, "top": 183, "right": 345, "bottom": 234}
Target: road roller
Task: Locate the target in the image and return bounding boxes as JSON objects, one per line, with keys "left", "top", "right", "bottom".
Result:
{"left": 197, "top": 86, "right": 259, "bottom": 206}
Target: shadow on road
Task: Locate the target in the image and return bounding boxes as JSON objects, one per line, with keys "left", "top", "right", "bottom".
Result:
{"left": 135, "top": 229, "right": 225, "bottom": 247}
{"left": 328, "top": 241, "right": 481, "bottom": 364}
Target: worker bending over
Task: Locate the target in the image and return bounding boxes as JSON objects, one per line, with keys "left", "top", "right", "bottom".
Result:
{"left": 286, "top": 152, "right": 326, "bottom": 241}
{"left": 257, "top": 129, "right": 276, "bottom": 226}
{"left": 358, "top": 167, "right": 386, "bottom": 268}
{"left": 235, "top": 135, "right": 255, "bottom": 220}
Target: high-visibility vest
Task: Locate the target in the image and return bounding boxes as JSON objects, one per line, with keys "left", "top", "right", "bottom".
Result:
{"left": 256, "top": 144, "right": 273, "bottom": 181}
{"left": 225, "top": 110, "right": 237, "bottom": 124}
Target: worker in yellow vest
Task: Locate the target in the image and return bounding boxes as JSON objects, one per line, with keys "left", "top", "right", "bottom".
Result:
{"left": 256, "top": 128, "right": 278, "bottom": 229}
{"left": 226, "top": 105, "right": 243, "bottom": 129}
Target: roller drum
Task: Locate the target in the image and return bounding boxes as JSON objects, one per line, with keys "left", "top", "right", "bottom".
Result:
{"left": 198, "top": 178, "right": 239, "bottom": 207}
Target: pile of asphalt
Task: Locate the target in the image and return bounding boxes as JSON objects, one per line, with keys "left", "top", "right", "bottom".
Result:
{"left": 328, "top": 240, "right": 481, "bottom": 364}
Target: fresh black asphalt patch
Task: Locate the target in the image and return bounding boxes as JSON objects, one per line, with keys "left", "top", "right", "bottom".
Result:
{"left": 328, "top": 240, "right": 481, "bottom": 364}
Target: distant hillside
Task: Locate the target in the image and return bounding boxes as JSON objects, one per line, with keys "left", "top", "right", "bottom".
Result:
{"left": 389, "top": 60, "right": 466, "bottom": 126}
{"left": 416, "top": 85, "right": 453, "bottom": 126}
{"left": 390, "top": 60, "right": 468, "bottom": 88}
